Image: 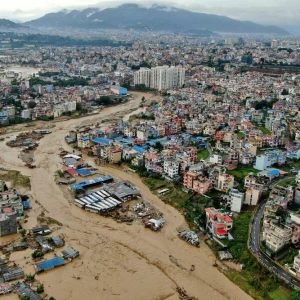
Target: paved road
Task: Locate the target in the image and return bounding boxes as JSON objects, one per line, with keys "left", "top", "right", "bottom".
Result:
{"left": 249, "top": 201, "right": 300, "bottom": 288}
{"left": 267, "top": 175, "right": 296, "bottom": 189}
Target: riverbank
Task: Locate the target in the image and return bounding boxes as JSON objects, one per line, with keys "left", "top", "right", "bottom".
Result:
{"left": 0, "top": 93, "right": 252, "bottom": 300}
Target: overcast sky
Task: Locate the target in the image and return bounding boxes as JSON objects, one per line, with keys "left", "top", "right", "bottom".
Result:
{"left": 0, "top": 0, "right": 299, "bottom": 28}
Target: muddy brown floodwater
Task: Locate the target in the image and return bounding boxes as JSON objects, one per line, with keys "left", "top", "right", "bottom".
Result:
{"left": 0, "top": 92, "right": 252, "bottom": 300}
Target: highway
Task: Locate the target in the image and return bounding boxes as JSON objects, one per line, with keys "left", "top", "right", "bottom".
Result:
{"left": 249, "top": 201, "right": 300, "bottom": 288}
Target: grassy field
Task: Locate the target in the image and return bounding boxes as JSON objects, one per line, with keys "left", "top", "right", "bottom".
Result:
{"left": 288, "top": 159, "right": 300, "bottom": 169}
{"left": 237, "top": 132, "right": 245, "bottom": 139}
{"left": 257, "top": 126, "right": 272, "bottom": 135}
{"left": 277, "top": 178, "right": 296, "bottom": 187}
{"left": 278, "top": 248, "right": 298, "bottom": 267}
{"left": 197, "top": 148, "right": 209, "bottom": 161}
{"left": 228, "top": 166, "right": 259, "bottom": 182}
{"left": 269, "top": 286, "right": 292, "bottom": 300}
{"left": 0, "top": 170, "right": 31, "bottom": 188}
{"left": 143, "top": 177, "right": 191, "bottom": 209}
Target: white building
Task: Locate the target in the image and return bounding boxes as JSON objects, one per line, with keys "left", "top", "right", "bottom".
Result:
{"left": 254, "top": 150, "right": 286, "bottom": 171}
{"left": 133, "top": 67, "right": 151, "bottom": 87}
{"left": 209, "top": 154, "right": 223, "bottom": 165}
{"left": 296, "top": 171, "right": 300, "bottom": 185}
{"left": 229, "top": 189, "right": 244, "bottom": 212}
{"left": 163, "top": 160, "right": 180, "bottom": 178}
{"left": 271, "top": 40, "right": 279, "bottom": 48}
{"left": 21, "top": 109, "right": 31, "bottom": 119}
{"left": 134, "top": 66, "right": 185, "bottom": 91}
{"left": 263, "top": 221, "right": 292, "bottom": 252}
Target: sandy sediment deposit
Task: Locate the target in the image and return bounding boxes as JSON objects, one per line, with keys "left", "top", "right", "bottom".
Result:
{"left": 0, "top": 92, "right": 252, "bottom": 300}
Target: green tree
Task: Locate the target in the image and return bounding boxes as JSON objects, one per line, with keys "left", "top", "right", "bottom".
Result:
{"left": 25, "top": 273, "right": 35, "bottom": 282}
{"left": 291, "top": 290, "right": 300, "bottom": 300}
{"left": 281, "top": 88, "right": 289, "bottom": 95}
{"left": 95, "top": 96, "right": 112, "bottom": 106}
{"left": 28, "top": 101, "right": 37, "bottom": 109}
{"left": 36, "top": 284, "right": 44, "bottom": 294}
{"left": 154, "top": 142, "right": 164, "bottom": 152}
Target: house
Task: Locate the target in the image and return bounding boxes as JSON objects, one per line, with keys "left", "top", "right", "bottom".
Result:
{"left": 209, "top": 154, "right": 223, "bottom": 165}
{"left": 216, "top": 173, "right": 234, "bottom": 193}
{"left": 0, "top": 210, "right": 18, "bottom": 237}
{"left": 107, "top": 147, "right": 122, "bottom": 163}
{"left": 228, "top": 189, "right": 244, "bottom": 212}
{"left": 35, "top": 236, "right": 53, "bottom": 253}
{"left": 244, "top": 183, "right": 264, "bottom": 206}
{"left": 183, "top": 171, "right": 211, "bottom": 194}
{"left": 263, "top": 220, "right": 292, "bottom": 252}
{"left": 286, "top": 146, "right": 300, "bottom": 160}
{"left": 294, "top": 186, "right": 300, "bottom": 205}
{"left": 163, "top": 159, "right": 180, "bottom": 178}
{"left": 78, "top": 136, "right": 90, "bottom": 149}
{"left": 61, "top": 247, "right": 79, "bottom": 259}
{"left": 110, "top": 86, "right": 127, "bottom": 96}
{"left": 269, "top": 185, "right": 294, "bottom": 209}
{"left": 254, "top": 150, "right": 287, "bottom": 171}
{"left": 293, "top": 251, "right": 300, "bottom": 276}
{"left": 205, "top": 207, "right": 233, "bottom": 239}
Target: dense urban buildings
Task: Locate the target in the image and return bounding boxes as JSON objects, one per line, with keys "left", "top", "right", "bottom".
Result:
{"left": 0, "top": 29, "right": 300, "bottom": 300}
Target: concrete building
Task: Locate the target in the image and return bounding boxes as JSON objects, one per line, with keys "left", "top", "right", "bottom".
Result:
{"left": 77, "top": 136, "right": 90, "bottom": 149}
{"left": 134, "top": 66, "right": 185, "bottom": 91}
{"left": 217, "top": 173, "right": 234, "bottom": 193}
{"left": 263, "top": 220, "right": 292, "bottom": 252}
{"left": 163, "top": 159, "right": 180, "bottom": 178}
{"left": 107, "top": 148, "right": 122, "bottom": 163}
{"left": 110, "top": 86, "right": 127, "bottom": 96}
{"left": 244, "top": 183, "right": 263, "bottom": 206}
{"left": 295, "top": 186, "right": 300, "bottom": 205}
{"left": 229, "top": 189, "right": 244, "bottom": 212}
{"left": 209, "top": 154, "right": 223, "bottom": 165}
{"left": 271, "top": 40, "right": 279, "bottom": 48}
{"left": 183, "top": 171, "right": 211, "bottom": 194}
{"left": 293, "top": 251, "right": 300, "bottom": 276}
{"left": 0, "top": 210, "right": 18, "bottom": 237}
{"left": 205, "top": 207, "right": 233, "bottom": 239}
{"left": 21, "top": 109, "right": 31, "bottom": 119}
{"left": 133, "top": 67, "right": 151, "bottom": 87}
{"left": 254, "top": 150, "right": 287, "bottom": 171}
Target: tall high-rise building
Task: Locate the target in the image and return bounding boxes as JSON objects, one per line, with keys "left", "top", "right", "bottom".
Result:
{"left": 271, "top": 40, "right": 279, "bottom": 48}
{"left": 133, "top": 67, "right": 151, "bottom": 87}
{"left": 134, "top": 66, "right": 185, "bottom": 91}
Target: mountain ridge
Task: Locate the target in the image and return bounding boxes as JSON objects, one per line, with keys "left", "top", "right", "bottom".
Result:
{"left": 24, "top": 3, "right": 289, "bottom": 35}
{"left": 0, "top": 19, "right": 24, "bottom": 30}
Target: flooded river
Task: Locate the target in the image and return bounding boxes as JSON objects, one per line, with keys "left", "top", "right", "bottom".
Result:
{"left": 0, "top": 92, "right": 251, "bottom": 300}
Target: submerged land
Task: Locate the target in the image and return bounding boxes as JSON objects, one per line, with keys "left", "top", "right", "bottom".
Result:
{"left": 0, "top": 93, "right": 252, "bottom": 300}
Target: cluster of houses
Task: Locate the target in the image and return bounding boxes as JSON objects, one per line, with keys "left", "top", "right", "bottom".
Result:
{"left": 0, "top": 181, "right": 31, "bottom": 237}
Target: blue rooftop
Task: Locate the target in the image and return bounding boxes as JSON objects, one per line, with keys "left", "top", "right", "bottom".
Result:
{"left": 77, "top": 168, "right": 92, "bottom": 176}
{"left": 35, "top": 257, "right": 65, "bottom": 272}
{"left": 81, "top": 136, "right": 89, "bottom": 141}
{"left": 92, "top": 137, "right": 111, "bottom": 145}
{"left": 22, "top": 201, "right": 31, "bottom": 209}
{"left": 133, "top": 146, "right": 147, "bottom": 153}
{"left": 268, "top": 169, "right": 280, "bottom": 176}
{"left": 70, "top": 175, "right": 114, "bottom": 191}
